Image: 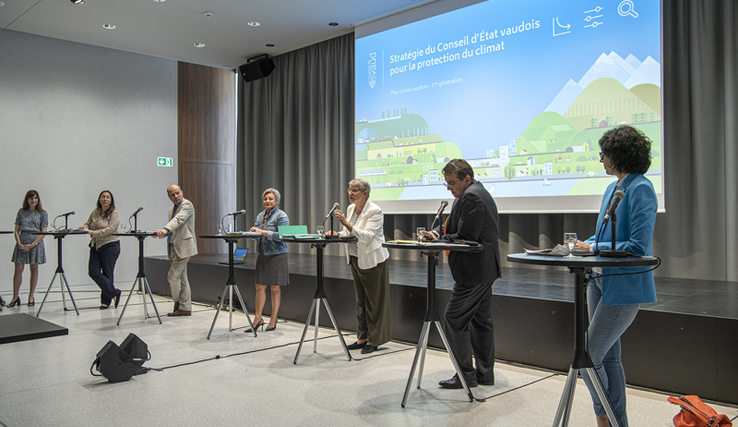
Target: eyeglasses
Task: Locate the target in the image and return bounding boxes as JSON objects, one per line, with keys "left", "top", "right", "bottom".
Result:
{"left": 599, "top": 152, "right": 605, "bottom": 160}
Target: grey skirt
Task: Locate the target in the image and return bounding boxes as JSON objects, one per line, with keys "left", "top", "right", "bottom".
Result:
{"left": 11, "top": 231, "right": 46, "bottom": 265}
{"left": 255, "top": 253, "right": 289, "bottom": 286}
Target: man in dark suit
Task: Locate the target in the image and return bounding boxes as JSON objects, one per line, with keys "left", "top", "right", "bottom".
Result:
{"left": 437, "top": 159, "right": 501, "bottom": 389}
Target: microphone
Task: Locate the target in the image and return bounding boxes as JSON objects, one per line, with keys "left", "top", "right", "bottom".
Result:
{"left": 228, "top": 209, "right": 246, "bottom": 216}
{"left": 130, "top": 207, "right": 143, "bottom": 217}
{"left": 434, "top": 201, "right": 448, "bottom": 222}
{"left": 59, "top": 211, "right": 75, "bottom": 217}
{"left": 325, "top": 202, "right": 340, "bottom": 219}
{"left": 602, "top": 190, "right": 625, "bottom": 224}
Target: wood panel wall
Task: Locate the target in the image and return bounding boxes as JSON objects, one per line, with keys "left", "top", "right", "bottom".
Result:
{"left": 178, "top": 62, "right": 236, "bottom": 253}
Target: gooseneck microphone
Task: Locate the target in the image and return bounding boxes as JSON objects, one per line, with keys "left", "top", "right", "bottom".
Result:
{"left": 59, "top": 211, "right": 75, "bottom": 217}
{"left": 430, "top": 200, "right": 448, "bottom": 230}
{"left": 602, "top": 190, "right": 625, "bottom": 224}
{"left": 130, "top": 207, "right": 143, "bottom": 218}
{"left": 325, "top": 202, "right": 340, "bottom": 219}
{"left": 228, "top": 209, "right": 246, "bottom": 216}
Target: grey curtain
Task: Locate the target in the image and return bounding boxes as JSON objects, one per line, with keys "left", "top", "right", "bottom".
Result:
{"left": 238, "top": 1, "right": 738, "bottom": 280}
{"left": 237, "top": 33, "right": 355, "bottom": 256}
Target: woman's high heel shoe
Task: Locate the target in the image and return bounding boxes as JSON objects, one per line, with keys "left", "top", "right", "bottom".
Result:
{"left": 245, "top": 318, "right": 265, "bottom": 333}
{"left": 265, "top": 324, "right": 277, "bottom": 332}
{"left": 114, "top": 291, "right": 121, "bottom": 308}
{"left": 8, "top": 297, "right": 21, "bottom": 307}
{"left": 27, "top": 298, "right": 35, "bottom": 307}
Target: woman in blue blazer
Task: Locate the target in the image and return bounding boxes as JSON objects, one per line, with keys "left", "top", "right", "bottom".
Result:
{"left": 572, "top": 126, "right": 657, "bottom": 427}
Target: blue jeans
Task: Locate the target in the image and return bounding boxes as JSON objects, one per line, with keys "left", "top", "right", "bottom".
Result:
{"left": 89, "top": 241, "right": 121, "bottom": 305}
{"left": 581, "top": 277, "right": 639, "bottom": 427}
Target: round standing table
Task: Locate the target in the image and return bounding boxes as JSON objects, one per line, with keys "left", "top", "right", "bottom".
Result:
{"left": 199, "top": 233, "right": 262, "bottom": 339}
{"left": 281, "top": 236, "right": 357, "bottom": 364}
{"left": 507, "top": 253, "right": 658, "bottom": 427}
{"left": 384, "top": 241, "right": 483, "bottom": 407}
{"left": 33, "top": 230, "right": 89, "bottom": 317}
{"left": 114, "top": 232, "right": 162, "bottom": 325}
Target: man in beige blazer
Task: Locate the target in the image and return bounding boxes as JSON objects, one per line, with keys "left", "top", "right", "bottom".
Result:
{"left": 155, "top": 184, "right": 198, "bottom": 316}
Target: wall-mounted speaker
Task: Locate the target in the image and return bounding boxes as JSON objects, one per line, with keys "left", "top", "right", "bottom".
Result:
{"left": 239, "top": 57, "right": 275, "bottom": 83}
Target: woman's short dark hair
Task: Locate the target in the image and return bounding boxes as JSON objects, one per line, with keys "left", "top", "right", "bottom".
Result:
{"left": 22, "top": 189, "right": 45, "bottom": 212}
{"left": 442, "top": 158, "right": 474, "bottom": 181}
{"left": 599, "top": 126, "right": 652, "bottom": 175}
{"left": 96, "top": 190, "right": 116, "bottom": 219}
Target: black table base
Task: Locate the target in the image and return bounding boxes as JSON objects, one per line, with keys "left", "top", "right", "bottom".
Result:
{"left": 203, "top": 236, "right": 257, "bottom": 339}
{"left": 284, "top": 238, "right": 354, "bottom": 364}
{"left": 36, "top": 232, "right": 81, "bottom": 317}
{"left": 116, "top": 233, "right": 161, "bottom": 325}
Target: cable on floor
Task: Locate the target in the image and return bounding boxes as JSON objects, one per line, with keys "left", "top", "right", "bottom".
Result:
{"left": 146, "top": 333, "right": 351, "bottom": 372}
{"left": 474, "top": 373, "right": 560, "bottom": 402}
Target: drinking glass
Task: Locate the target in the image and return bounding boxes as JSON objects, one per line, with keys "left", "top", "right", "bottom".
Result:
{"left": 417, "top": 226, "right": 426, "bottom": 242}
{"left": 564, "top": 232, "right": 578, "bottom": 257}
{"left": 217, "top": 224, "right": 224, "bottom": 236}
{"left": 316, "top": 225, "right": 324, "bottom": 236}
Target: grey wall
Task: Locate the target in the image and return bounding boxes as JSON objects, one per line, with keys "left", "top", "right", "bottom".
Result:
{"left": 0, "top": 29, "right": 178, "bottom": 294}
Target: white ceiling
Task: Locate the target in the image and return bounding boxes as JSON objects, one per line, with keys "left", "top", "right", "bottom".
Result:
{"left": 1, "top": 0, "right": 435, "bottom": 69}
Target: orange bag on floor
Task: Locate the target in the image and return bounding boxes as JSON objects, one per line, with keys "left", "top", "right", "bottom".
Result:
{"left": 668, "top": 395, "right": 732, "bottom": 427}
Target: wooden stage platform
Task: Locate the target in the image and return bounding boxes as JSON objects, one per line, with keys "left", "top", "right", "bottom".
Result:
{"left": 144, "top": 252, "right": 738, "bottom": 404}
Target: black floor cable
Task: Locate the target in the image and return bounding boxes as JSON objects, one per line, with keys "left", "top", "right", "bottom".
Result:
{"left": 146, "top": 333, "right": 351, "bottom": 372}
{"left": 473, "top": 373, "right": 560, "bottom": 402}
{"left": 350, "top": 347, "right": 414, "bottom": 361}
{"left": 143, "top": 337, "right": 422, "bottom": 372}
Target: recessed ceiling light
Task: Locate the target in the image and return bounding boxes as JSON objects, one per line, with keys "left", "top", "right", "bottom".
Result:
{"left": 153, "top": 0, "right": 165, "bottom": 2}
{"left": 71, "top": 0, "right": 84, "bottom": 4}
{"left": 103, "top": 24, "right": 116, "bottom": 29}
{"left": 194, "top": 43, "right": 205, "bottom": 48}
{"left": 248, "top": 22, "right": 260, "bottom": 27}
{"left": 329, "top": 22, "right": 339, "bottom": 26}
{"left": 266, "top": 44, "right": 274, "bottom": 47}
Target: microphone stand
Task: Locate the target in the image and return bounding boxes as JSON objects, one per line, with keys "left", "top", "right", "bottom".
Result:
{"left": 131, "top": 212, "right": 141, "bottom": 233}
{"left": 231, "top": 213, "right": 239, "bottom": 233}
{"left": 599, "top": 212, "right": 628, "bottom": 258}
{"left": 326, "top": 212, "right": 339, "bottom": 239}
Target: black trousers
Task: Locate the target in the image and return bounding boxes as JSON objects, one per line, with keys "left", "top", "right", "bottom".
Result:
{"left": 89, "top": 241, "right": 121, "bottom": 305}
{"left": 443, "top": 281, "right": 495, "bottom": 383}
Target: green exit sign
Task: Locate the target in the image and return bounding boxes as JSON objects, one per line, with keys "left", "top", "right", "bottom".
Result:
{"left": 157, "top": 157, "right": 173, "bottom": 167}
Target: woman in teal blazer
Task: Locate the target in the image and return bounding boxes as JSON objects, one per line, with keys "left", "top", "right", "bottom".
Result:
{"left": 573, "top": 125, "right": 658, "bottom": 427}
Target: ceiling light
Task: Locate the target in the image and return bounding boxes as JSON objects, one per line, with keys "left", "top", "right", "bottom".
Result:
{"left": 266, "top": 44, "right": 274, "bottom": 47}
{"left": 103, "top": 24, "right": 116, "bottom": 29}
{"left": 329, "top": 22, "right": 338, "bottom": 26}
{"left": 153, "top": 0, "right": 165, "bottom": 2}
{"left": 194, "top": 43, "right": 205, "bottom": 48}
{"left": 0, "top": 2, "right": 6, "bottom": 5}
{"left": 71, "top": 0, "right": 84, "bottom": 4}
{"left": 247, "top": 22, "right": 260, "bottom": 27}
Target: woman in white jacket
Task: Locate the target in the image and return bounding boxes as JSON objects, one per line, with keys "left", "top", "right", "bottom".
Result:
{"left": 332, "top": 179, "right": 391, "bottom": 354}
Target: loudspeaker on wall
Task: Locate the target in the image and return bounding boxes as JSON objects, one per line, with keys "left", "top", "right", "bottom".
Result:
{"left": 239, "top": 57, "right": 275, "bottom": 82}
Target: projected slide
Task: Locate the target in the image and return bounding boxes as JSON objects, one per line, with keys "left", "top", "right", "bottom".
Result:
{"left": 355, "top": 0, "right": 662, "bottom": 213}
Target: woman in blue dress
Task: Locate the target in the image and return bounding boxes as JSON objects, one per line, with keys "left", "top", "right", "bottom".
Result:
{"left": 9, "top": 190, "right": 48, "bottom": 307}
